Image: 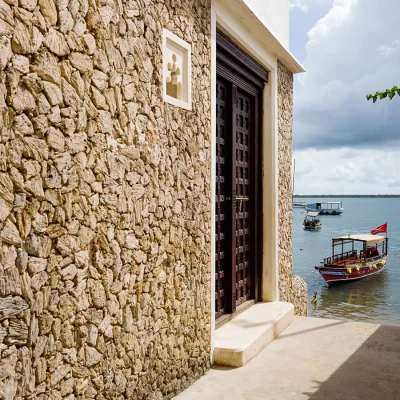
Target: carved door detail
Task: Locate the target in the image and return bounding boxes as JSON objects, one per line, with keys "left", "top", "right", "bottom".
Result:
{"left": 234, "top": 90, "right": 252, "bottom": 307}
{"left": 215, "top": 78, "right": 229, "bottom": 319}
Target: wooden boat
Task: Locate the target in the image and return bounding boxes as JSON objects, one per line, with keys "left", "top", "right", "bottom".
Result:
{"left": 315, "top": 234, "right": 388, "bottom": 284}
{"left": 306, "top": 201, "right": 343, "bottom": 215}
{"left": 303, "top": 211, "right": 322, "bottom": 230}
{"left": 293, "top": 201, "right": 306, "bottom": 208}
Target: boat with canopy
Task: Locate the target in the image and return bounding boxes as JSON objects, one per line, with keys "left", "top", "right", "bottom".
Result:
{"left": 303, "top": 211, "right": 322, "bottom": 230}
{"left": 315, "top": 233, "right": 388, "bottom": 284}
{"left": 306, "top": 201, "right": 343, "bottom": 215}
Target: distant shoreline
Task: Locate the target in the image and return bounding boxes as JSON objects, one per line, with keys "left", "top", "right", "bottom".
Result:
{"left": 293, "top": 195, "right": 400, "bottom": 198}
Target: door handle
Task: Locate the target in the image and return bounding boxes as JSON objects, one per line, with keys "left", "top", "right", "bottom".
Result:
{"left": 225, "top": 196, "right": 249, "bottom": 201}
{"left": 236, "top": 197, "right": 249, "bottom": 212}
{"left": 224, "top": 196, "right": 249, "bottom": 212}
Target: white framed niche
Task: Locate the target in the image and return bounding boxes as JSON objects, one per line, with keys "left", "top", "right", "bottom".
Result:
{"left": 162, "top": 29, "right": 192, "bottom": 111}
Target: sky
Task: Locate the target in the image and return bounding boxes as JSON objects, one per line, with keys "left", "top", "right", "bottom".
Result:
{"left": 289, "top": 0, "right": 400, "bottom": 195}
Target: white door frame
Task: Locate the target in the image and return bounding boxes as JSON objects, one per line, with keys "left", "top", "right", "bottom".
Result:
{"left": 210, "top": 0, "right": 280, "bottom": 363}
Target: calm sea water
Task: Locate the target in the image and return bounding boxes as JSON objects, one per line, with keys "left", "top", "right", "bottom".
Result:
{"left": 293, "top": 197, "right": 400, "bottom": 326}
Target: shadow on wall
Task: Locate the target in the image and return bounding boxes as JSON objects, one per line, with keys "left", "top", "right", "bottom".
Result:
{"left": 303, "top": 324, "right": 400, "bottom": 400}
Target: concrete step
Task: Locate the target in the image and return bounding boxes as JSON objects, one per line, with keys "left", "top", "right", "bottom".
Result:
{"left": 213, "top": 302, "right": 294, "bottom": 367}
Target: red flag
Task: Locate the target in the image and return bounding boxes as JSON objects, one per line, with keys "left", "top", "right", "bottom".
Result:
{"left": 371, "top": 223, "right": 387, "bottom": 235}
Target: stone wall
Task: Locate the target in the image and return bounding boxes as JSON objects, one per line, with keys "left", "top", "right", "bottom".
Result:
{"left": 0, "top": 0, "right": 211, "bottom": 398}
{"left": 277, "top": 60, "right": 307, "bottom": 316}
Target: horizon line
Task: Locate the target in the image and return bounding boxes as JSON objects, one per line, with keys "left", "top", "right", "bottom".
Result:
{"left": 293, "top": 194, "right": 400, "bottom": 197}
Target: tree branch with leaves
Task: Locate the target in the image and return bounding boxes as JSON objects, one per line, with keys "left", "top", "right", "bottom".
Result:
{"left": 367, "top": 86, "right": 400, "bottom": 103}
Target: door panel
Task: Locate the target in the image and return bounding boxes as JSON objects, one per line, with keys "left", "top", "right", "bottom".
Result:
{"left": 215, "top": 79, "right": 257, "bottom": 318}
{"left": 215, "top": 78, "right": 229, "bottom": 319}
{"left": 235, "top": 90, "right": 252, "bottom": 306}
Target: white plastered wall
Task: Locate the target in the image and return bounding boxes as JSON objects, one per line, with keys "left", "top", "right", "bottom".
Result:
{"left": 243, "top": 0, "right": 290, "bottom": 48}
{"left": 210, "top": 0, "right": 280, "bottom": 362}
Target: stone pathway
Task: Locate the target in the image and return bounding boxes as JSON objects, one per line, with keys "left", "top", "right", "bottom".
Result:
{"left": 175, "top": 316, "right": 400, "bottom": 399}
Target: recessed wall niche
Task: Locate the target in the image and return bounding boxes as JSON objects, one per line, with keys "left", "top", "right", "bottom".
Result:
{"left": 162, "top": 29, "right": 192, "bottom": 110}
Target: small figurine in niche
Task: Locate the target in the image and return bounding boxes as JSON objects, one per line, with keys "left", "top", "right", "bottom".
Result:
{"left": 166, "top": 53, "right": 182, "bottom": 99}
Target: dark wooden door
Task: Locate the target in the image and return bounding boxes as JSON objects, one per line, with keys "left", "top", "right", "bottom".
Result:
{"left": 215, "top": 79, "right": 259, "bottom": 318}
{"left": 215, "top": 32, "right": 266, "bottom": 320}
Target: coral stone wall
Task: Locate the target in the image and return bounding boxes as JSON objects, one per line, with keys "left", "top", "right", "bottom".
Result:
{"left": 277, "top": 60, "right": 307, "bottom": 316}
{"left": 0, "top": 0, "right": 211, "bottom": 398}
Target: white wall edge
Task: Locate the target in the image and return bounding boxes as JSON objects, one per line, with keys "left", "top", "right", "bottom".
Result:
{"left": 216, "top": 0, "right": 304, "bottom": 74}
{"left": 242, "top": 0, "right": 289, "bottom": 51}
{"left": 214, "top": 0, "right": 277, "bottom": 72}
{"left": 262, "top": 69, "right": 279, "bottom": 302}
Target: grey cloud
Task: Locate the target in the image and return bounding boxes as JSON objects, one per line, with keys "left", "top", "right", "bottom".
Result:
{"left": 292, "top": 0, "right": 400, "bottom": 151}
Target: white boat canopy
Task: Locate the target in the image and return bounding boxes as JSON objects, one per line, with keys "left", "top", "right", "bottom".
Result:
{"left": 306, "top": 211, "right": 320, "bottom": 217}
{"left": 333, "top": 234, "right": 385, "bottom": 245}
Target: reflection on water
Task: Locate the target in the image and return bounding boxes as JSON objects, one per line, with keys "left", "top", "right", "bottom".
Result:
{"left": 293, "top": 198, "right": 400, "bottom": 326}
{"left": 310, "top": 270, "right": 393, "bottom": 324}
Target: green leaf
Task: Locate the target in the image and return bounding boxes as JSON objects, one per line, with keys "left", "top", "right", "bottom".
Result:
{"left": 366, "top": 86, "right": 400, "bottom": 102}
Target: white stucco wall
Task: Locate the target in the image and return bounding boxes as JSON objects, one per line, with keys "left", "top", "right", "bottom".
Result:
{"left": 243, "top": 0, "right": 289, "bottom": 48}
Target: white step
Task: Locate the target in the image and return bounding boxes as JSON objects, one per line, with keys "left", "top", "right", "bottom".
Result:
{"left": 214, "top": 302, "right": 294, "bottom": 367}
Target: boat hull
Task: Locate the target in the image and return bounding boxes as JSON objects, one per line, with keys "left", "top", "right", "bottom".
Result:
{"left": 303, "top": 224, "right": 321, "bottom": 230}
{"left": 316, "top": 256, "right": 387, "bottom": 285}
{"left": 305, "top": 207, "right": 343, "bottom": 215}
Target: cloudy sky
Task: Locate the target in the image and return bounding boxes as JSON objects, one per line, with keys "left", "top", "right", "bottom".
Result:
{"left": 289, "top": 0, "right": 400, "bottom": 194}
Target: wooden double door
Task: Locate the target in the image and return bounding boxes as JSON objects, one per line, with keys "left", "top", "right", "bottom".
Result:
{"left": 215, "top": 32, "right": 267, "bottom": 319}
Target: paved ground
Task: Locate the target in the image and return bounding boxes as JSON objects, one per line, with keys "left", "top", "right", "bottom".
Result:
{"left": 175, "top": 316, "right": 400, "bottom": 400}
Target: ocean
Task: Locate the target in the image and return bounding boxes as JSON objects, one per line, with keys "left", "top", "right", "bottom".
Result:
{"left": 293, "top": 197, "right": 400, "bottom": 325}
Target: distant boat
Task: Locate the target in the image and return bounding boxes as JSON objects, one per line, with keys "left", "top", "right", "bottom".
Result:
{"left": 315, "top": 233, "right": 388, "bottom": 284}
{"left": 303, "top": 211, "right": 322, "bottom": 230}
{"left": 306, "top": 201, "right": 343, "bottom": 215}
{"left": 293, "top": 201, "right": 306, "bottom": 208}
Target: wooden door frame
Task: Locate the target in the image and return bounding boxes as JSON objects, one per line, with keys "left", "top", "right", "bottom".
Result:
{"left": 215, "top": 30, "right": 267, "bottom": 316}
